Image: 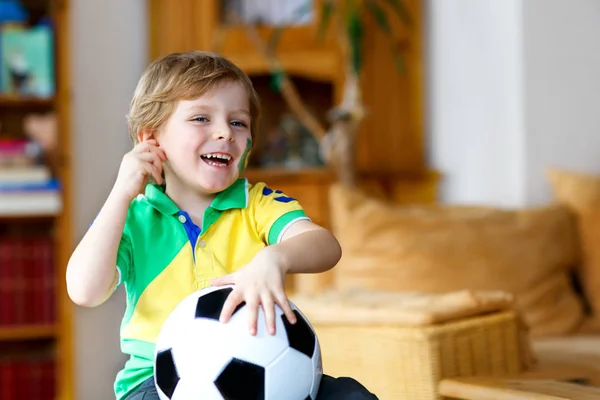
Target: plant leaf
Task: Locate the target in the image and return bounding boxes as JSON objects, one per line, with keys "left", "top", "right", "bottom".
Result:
{"left": 347, "top": 6, "right": 364, "bottom": 74}
{"left": 381, "top": 0, "right": 412, "bottom": 25}
{"left": 267, "top": 27, "right": 285, "bottom": 55}
{"left": 317, "top": 0, "right": 335, "bottom": 42}
{"left": 364, "top": 0, "right": 391, "bottom": 35}
{"left": 270, "top": 69, "right": 284, "bottom": 92}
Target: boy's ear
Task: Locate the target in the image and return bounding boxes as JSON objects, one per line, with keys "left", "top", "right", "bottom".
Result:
{"left": 137, "top": 129, "right": 156, "bottom": 143}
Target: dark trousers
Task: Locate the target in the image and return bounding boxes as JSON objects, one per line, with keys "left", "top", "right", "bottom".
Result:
{"left": 126, "top": 374, "right": 379, "bottom": 400}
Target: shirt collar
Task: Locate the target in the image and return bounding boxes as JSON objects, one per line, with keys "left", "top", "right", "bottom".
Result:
{"left": 144, "top": 178, "right": 249, "bottom": 215}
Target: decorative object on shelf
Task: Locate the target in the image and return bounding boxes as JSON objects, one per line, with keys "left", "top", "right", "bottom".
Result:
{"left": 235, "top": 0, "right": 411, "bottom": 186}
{"left": 0, "top": 24, "right": 54, "bottom": 98}
{"left": 261, "top": 112, "right": 324, "bottom": 169}
{"left": 22, "top": 111, "right": 59, "bottom": 173}
{"left": 221, "top": 0, "right": 313, "bottom": 27}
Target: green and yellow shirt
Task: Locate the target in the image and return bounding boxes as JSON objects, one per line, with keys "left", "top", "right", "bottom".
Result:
{"left": 113, "top": 178, "right": 308, "bottom": 399}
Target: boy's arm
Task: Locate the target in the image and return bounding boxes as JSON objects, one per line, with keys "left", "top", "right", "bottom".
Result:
{"left": 268, "top": 219, "right": 342, "bottom": 275}
{"left": 65, "top": 190, "right": 130, "bottom": 307}
{"left": 66, "top": 139, "right": 166, "bottom": 307}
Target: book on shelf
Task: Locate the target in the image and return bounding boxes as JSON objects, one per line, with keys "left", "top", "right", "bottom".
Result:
{"left": 0, "top": 165, "right": 51, "bottom": 184}
{"left": 0, "top": 179, "right": 61, "bottom": 217}
{"left": 0, "top": 138, "right": 60, "bottom": 216}
{"left": 0, "top": 356, "right": 55, "bottom": 400}
{"left": 0, "top": 236, "right": 55, "bottom": 326}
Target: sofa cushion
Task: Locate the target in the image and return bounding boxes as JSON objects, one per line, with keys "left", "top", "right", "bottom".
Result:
{"left": 330, "top": 183, "right": 584, "bottom": 337}
{"left": 547, "top": 167, "right": 600, "bottom": 324}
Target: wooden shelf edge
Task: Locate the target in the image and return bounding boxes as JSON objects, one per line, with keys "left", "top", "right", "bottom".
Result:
{"left": 0, "top": 324, "right": 58, "bottom": 341}
{"left": 226, "top": 50, "right": 339, "bottom": 81}
{"left": 244, "top": 167, "right": 336, "bottom": 183}
{"left": 0, "top": 213, "right": 60, "bottom": 221}
{"left": 0, "top": 95, "right": 55, "bottom": 108}
{"left": 244, "top": 167, "right": 441, "bottom": 183}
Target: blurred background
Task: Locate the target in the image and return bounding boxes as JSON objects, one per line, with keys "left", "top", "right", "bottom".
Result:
{"left": 1, "top": 0, "right": 600, "bottom": 399}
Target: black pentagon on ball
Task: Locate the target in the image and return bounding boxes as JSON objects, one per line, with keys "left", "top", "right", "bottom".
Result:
{"left": 214, "top": 358, "right": 265, "bottom": 400}
{"left": 282, "top": 310, "right": 316, "bottom": 358}
{"left": 195, "top": 287, "right": 245, "bottom": 320}
{"left": 155, "top": 348, "right": 180, "bottom": 399}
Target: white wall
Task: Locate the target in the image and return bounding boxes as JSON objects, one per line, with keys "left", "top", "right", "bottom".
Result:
{"left": 427, "top": 0, "right": 600, "bottom": 207}
{"left": 427, "top": 0, "right": 525, "bottom": 207}
{"left": 71, "top": 1, "right": 148, "bottom": 398}
{"left": 523, "top": 0, "right": 600, "bottom": 204}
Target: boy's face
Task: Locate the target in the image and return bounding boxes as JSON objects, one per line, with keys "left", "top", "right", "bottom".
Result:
{"left": 158, "top": 80, "right": 253, "bottom": 195}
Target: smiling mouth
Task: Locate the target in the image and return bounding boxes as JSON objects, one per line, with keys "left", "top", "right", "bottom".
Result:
{"left": 200, "top": 153, "right": 233, "bottom": 167}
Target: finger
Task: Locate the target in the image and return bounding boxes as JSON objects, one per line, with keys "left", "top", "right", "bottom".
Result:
{"left": 261, "top": 293, "right": 276, "bottom": 335}
{"left": 219, "top": 289, "right": 244, "bottom": 324}
{"left": 140, "top": 161, "right": 162, "bottom": 185}
{"left": 147, "top": 143, "right": 167, "bottom": 162}
{"left": 137, "top": 153, "right": 163, "bottom": 183}
{"left": 211, "top": 273, "right": 235, "bottom": 287}
{"left": 246, "top": 298, "right": 259, "bottom": 336}
{"left": 275, "top": 292, "right": 296, "bottom": 325}
{"left": 135, "top": 141, "right": 156, "bottom": 153}
{"left": 157, "top": 147, "right": 167, "bottom": 162}
{"left": 137, "top": 151, "right": 162, "bottom": 168}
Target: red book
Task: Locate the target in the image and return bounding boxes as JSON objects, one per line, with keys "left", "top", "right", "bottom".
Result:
{"left": 0, "top": 241, "right": 9, "bottom": 324}
{"left": 14, "top": 240, "right": 26, "bottom": 326}
{"left": 3, "top": 360, "right": 15, "bottom": 400}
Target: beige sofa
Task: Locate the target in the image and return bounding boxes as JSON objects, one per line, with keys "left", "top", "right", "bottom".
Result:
{"left": 292, "top": 168, "right": 600, "bottom": 397}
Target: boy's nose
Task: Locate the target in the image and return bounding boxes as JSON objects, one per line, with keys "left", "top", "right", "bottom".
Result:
{"left": 213, "top": 125, "right": 234, "bottom": 141}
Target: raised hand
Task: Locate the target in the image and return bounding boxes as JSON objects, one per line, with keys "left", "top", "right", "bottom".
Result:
{"left": 113, "top": 139, "right": 167, "bottom": 201}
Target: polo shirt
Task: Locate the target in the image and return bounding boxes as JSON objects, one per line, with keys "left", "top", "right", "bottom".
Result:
{"left": 113, "top": 178, "right": 308, "bottom": 399}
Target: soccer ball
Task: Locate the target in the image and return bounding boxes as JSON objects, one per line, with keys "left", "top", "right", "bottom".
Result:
{"left": 154, "top": 285, "right": 323, "bottom": 400}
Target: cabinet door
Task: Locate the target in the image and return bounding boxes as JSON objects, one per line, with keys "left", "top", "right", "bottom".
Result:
{"left": 357, "top": 0, "right": 425, "bottom": 173}
{"left": 148, "top": 0, "right": 215, "bottom": 59}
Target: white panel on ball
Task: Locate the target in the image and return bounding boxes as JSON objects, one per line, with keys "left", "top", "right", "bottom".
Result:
{"left": 265, "top": 347, "right": 314, "bottom": 399}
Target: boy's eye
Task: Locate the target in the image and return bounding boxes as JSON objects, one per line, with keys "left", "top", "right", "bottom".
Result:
{"left": 191, "top": 116, "right": 208, "bottom": 122}
{"left": 231, "top": 121, "right": 248, "bottom": 128}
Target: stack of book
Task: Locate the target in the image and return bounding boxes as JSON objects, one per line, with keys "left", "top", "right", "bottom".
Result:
{"left": 0, "top": 138, "right": 61, "bottom": 217}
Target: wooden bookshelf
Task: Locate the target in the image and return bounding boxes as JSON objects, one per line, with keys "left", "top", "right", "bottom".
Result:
{"left": 0, "top": 0, "right": 74, "bottom": 399}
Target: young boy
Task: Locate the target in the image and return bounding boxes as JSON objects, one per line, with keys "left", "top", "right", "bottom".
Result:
{"left": 66, "top": 51, "right": 378, "bottom": 400}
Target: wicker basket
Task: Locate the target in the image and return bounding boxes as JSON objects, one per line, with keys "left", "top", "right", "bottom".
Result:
{"left": 294, "top": 296, "right": 529, "bottom": 400}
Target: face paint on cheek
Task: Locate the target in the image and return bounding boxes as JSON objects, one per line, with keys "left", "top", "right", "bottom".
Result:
{"left": 238, "top": 138, "right": 252, "bottom": 175}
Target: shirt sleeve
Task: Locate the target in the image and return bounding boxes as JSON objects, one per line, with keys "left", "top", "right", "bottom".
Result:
{"left": 116, "top": 228, "right": 133, "bottom": 288}
{"left": 251, "top": 183, "right": 311, "bottom": 245}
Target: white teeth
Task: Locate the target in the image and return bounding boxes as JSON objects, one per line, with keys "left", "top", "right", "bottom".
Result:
{"left": 202, "top": 153, "right": 232, "bottom": 161}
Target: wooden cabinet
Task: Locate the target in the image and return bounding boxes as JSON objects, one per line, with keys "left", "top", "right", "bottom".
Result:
{"left": 0, "top": 0, "right": 73, "bottom": 398}
{"left": 147, "top": 0, "right": 438, "bottom": 226}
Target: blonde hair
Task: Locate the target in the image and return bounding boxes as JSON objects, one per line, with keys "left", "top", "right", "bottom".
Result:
{"left": 127, "top": 51, "right": 260, "bottom": 144}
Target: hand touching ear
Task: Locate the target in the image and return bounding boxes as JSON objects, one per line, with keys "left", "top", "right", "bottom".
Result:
{"left": 113, "top": 140, "right": 167, "bottom": 201}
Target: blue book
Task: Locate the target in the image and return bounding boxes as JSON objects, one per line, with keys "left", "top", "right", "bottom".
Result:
{"left": 0, "top": 178, "right": 59, "bottom": 192}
